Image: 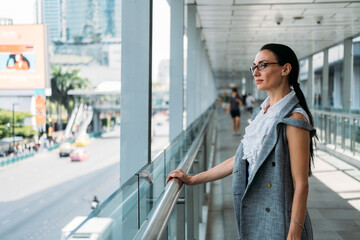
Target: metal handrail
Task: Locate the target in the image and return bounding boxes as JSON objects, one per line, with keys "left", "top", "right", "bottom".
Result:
{"left": 133, "top": 109, "right": 214, "bottom": 240}
{"left": 312, "top": 109, "right": 360, "bottom": 119}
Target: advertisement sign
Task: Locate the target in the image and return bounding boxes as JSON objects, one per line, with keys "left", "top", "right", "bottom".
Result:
{"left": 0, "top": 25, "right": 46, "bottom": 89}
{"left": 34, "top": 89, "right": 46, "bottom": 125}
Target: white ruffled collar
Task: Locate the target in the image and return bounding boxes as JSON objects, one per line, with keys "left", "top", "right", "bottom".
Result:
{"left": 260, "top": 90, "right": 295, "bottom": 115}
{"left": 241, "top": 90, "right": 296, "bottom": 180}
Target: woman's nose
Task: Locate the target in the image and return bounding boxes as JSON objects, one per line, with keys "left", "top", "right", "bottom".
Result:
{"left": 252, "top": 68, "right": 260, "bottom": 76}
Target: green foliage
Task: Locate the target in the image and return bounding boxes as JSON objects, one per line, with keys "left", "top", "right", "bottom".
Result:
{"left": 0, "top": 109, "right": 35, "bottom": 139}
{"left": 15, "top": 125, "right": 37, "bottom": 138}
{"left": 50, "top": 66, "right": 91, "bottom": 110}
{"left": 0, "top": 109, "right": 32, "bottom": 126}
{"left": 50, "top": 66, "right": 91, "bottom": 128}
{"left": 53, "top": 40, "right": 64, "bottom": 46}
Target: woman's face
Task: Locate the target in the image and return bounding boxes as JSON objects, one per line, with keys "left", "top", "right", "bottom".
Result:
{"left": 15, "top": 54, "right": 22, "bottom": 62}
{"left": 252, "top": 50, "right": 284, "bottom": 91}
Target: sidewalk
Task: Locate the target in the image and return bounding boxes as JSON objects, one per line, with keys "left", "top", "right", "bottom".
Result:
{"left": 206, "top": 108, "right": 360, "bottom": 240}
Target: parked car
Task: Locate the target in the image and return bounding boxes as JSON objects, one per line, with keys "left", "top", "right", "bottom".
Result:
{"left": 70, "top": 148, "right": 89, "bottom": 162}
{"left": 75, "top": 135, "right": 90, "bottom": 146}
{"left": 59, "top": 142, "right": 75, "bottom": 157}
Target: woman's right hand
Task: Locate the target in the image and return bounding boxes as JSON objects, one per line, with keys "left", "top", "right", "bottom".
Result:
{"left": 166, "top": 169, "right": 193, "bottom": 185}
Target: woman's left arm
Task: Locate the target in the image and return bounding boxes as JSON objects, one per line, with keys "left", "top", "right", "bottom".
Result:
{"left": 286, "top": 113, "right": 310, "bottom": 240}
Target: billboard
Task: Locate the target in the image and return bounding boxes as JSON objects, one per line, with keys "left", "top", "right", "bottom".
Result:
{"left": 34, "top": 89, "right": 46, "bottom": 126}
{"left": 0, "top": 25, "right": 46, "bottom": 89}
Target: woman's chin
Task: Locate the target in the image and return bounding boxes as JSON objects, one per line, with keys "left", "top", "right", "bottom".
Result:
{"left": 256, "top": 85, "right": 266, "bottom": 91}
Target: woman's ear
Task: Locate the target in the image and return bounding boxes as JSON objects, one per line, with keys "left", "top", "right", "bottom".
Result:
{"left": 282, "top": 63, "right": 292, "bottom": 76}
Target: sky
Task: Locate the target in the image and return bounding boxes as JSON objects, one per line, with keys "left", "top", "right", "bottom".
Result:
{"left": 0, "top": 0, "right": 38, "bottom": 24}
{"left": 152, "top": 0, "right": 171, "bottom": 82}
{"left": 0, "top": 0, "right": 171, "bottom": 82}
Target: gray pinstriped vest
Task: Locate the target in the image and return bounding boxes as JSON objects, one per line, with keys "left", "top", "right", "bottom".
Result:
{"left": 232, "top": 94, "right": 316, "bottom": 240}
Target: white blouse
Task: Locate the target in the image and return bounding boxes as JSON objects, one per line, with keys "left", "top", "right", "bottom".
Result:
{"left": 241, "top": 90, "right": 309, "bottom": 181}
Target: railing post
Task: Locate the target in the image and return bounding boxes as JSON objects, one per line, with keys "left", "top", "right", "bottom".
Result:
{"left": 186, "top": 184, "right": 194, "bottom": 239}
{"left": 325, "top": 115, "right": 330, "bottom": 145}
{"left": 320, "top": 114, "right": 323, "bottom": 143}
{"left": 355, "top": 119, "right": 359, "bottom": 156}
{"left": 198, "top": 143, "right": 205, "bottom": 215}
{"left": 334, "top": 116, "right": 337, "bottom": 149}
{"left": 176, "top": 192, "right": 185, "bottom": 240}
{"left": 193, "top": 158, "right": 200, "bottom": 239}
{"left": 342, "top": 117, "right": 346, "bottom": 150}
{"left": 351, "top": 118, "right": 356, "bottom": 154}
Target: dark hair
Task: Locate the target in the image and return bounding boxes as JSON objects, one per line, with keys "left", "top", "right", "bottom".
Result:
{"left": 260, "top": 43, "right": 316, "bottom": 176}
{"left": 232, "top": 87, "right": 237, "bottom": 92}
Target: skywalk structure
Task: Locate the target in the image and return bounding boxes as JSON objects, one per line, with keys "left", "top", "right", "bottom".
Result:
{"left": 65, "top": 1, "right": 360, "bottom": 239}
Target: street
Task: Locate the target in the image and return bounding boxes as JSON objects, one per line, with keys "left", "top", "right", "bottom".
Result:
{"left": 0, "top": 113, "right": 169, "bottom": 240}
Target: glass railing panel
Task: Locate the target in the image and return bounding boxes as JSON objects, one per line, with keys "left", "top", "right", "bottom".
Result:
{"left": 355, "top": 119, "right": 360, "bottom": 156}
{"left": 165, "top": 136, "right": 184, "bottom": 175}
{"left": 65, "top": 105, "right": 215, "bottom": 240}
{"left": 339, "top": 116, "right": 348, "bottom": 150}
{"left": 312, "top": 109, "right": 360, "bottom": 156}
{"left": 167, "top": 208, "right": 178, "bottom": 239}
{"left": 64, "top": 176, "right": 138, "bottom": 240}
{"left": 138, "top": 152, "right": 166, "bottom": 224}
{"left": 98, "top": 176, "right": 138, "bottom": 239}
{"left": 329, "top": 116, "right": 335, "bottom": 145}
{"left": 335, "top": 116, "right": 341, "bottom": 148}
{"left": 344, "top": 118, "right": 351, "bottom": 151}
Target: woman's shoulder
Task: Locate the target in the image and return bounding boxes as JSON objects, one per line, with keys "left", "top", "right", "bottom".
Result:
{"left": 289, "top": 106, "right": 309, "bottom": 122}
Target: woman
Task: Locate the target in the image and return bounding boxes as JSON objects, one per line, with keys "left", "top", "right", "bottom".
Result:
{"left": 6, "top": 53, "right": 30, "bottom": 70}
{"left": 166, "top": 43, "right": 316, "bottom": 240}
{"left": 226, "top": 88, "right": 244, "bottom": 136}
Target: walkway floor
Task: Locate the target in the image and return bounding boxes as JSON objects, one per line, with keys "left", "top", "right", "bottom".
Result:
{"left": 206, "top": 107, "right": 360, "bottom": 240}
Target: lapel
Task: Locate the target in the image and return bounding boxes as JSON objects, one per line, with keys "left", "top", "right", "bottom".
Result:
{"left": 241, "top": 94, "right": 300, "bottom": 200}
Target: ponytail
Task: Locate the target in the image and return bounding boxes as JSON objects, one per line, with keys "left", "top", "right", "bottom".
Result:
{"left": 260, "top": 43, "right": 317, "bottom": 176}
{"left": 292, "top": 82, "right": 313, "bottom": 126}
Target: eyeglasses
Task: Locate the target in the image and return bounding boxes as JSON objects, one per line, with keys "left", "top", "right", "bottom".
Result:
{"left": 250, "top": 62, "right": 280, "bottom": 73}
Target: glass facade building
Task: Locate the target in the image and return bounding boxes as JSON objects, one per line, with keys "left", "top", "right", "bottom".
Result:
{"left": 42, "top": 0, "right": 61, "bottom": 41}
{"left": 43, "top": 0, "right": 121, "bottom": 43}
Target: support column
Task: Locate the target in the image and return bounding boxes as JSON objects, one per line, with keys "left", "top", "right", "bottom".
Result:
{"left": 120, "top": 0, "right": 152, "bottom": 185}
{"left": 322, "top": 49, "right": 329, "bottom": 108}
{"left": 307, "top": 56, "right": 314, "bottom": 107}
{"left": 169, "top": 0, "right": 184, "bottom": 141}
{"left": 194, "top": 25, "right": 201, "bottom": 120}
{"left": 93, "top": 111, "right": 100, "bottom": 133}
{"left": 343, "top": 37, "right": 353, "bottom": 110}
{"left": 186, "top": 5, "right": 197, "bottom": 127}
{"left": 245, "top": 72, "right": 253, "bottom": 95}
{"left": 353, "top": 42, "right": 360, "bottom": 109}
{"left": 334, "top": 64, "right": 342, "bottom": 108}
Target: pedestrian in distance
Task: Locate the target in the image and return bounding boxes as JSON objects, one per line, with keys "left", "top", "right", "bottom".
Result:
{"left": 221, "top": 92, "right": 229, "bottom": 112}
{"left": 226, "top": 88, "right": 244, "bottom": 136}
{"left": 167, "top": 43, "right": 316, "bottom": 240}
{"left": 217, "top": 95, "right": 223, "bottom": 110}
{"left": 245, "top": 93, "right": 256, "bottom": 114}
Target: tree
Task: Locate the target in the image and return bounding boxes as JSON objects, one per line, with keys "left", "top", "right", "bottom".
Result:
{"left": 0, "top": 109, "right": 36, "bottom": 139}
{"left": 50, "top": 66, "right": 91, "bottom": 129}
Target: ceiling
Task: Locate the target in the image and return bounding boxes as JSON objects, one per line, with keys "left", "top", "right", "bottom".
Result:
{"left": 185, "top": 0, "right": 360, "bottom": 87}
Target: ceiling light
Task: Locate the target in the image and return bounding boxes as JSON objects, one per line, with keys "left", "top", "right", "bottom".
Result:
{"left": 293, "top": 16, "right": 304, "bottom": 20}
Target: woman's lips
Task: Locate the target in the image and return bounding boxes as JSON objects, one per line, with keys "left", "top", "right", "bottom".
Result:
{"left": 255, "top": 79, "right": 263, "bottom": 84}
